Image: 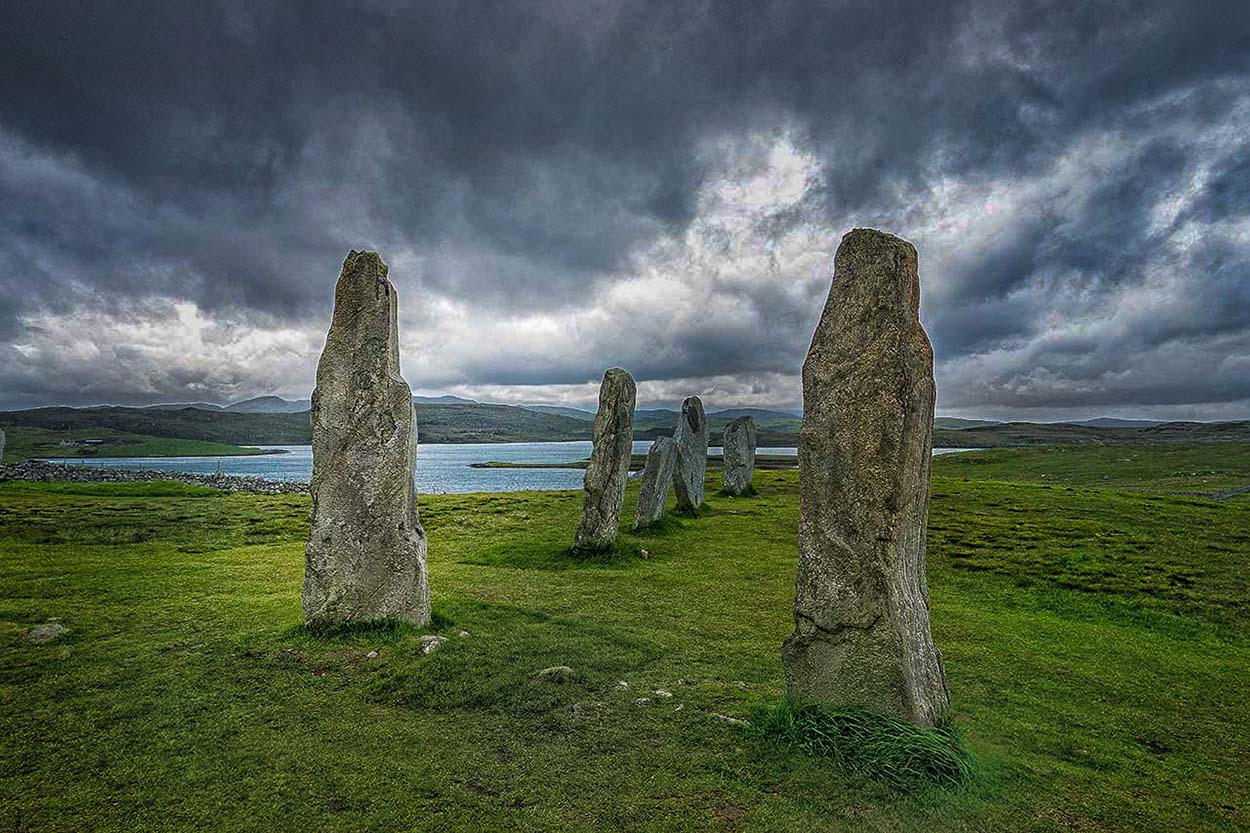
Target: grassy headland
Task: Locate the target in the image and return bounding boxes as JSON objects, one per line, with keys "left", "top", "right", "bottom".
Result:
{"left": 1, "top": 446, "right": 1248, "bottom": 831}
{"left": 0, "top": 426, "right": 271, "bottom": 463}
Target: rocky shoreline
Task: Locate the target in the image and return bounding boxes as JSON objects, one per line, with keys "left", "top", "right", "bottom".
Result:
{"left": 0, "top": 460, "right": 308, "bottom": 494}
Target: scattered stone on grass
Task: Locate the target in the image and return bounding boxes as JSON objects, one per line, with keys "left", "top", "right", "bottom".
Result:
{"left": 418, "top": 635, "right": 447, "bottom": 655}
{"left": 27, "top": 622, "right": 67, "bottom": 643}
{"left": 533, "top": 665, "right": 575, "bottom": 682}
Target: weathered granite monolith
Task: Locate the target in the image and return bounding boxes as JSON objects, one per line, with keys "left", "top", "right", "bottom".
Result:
{"left": 671, "top": 396, "right": 708, "bottom": 510}
{"left": 721, "top": 416, "right": 756, "bottom": 496}
{"left": 633, "top": 436, "right": 677, "bottom": 529}
{"left": 782, "top": 228, "right": 949, "bottom": 727}
{"left": 573, "top": 367, "right": 637, "bottom": 551}
{"left": 302, "top": 250, "right": 429, "bottom": 627}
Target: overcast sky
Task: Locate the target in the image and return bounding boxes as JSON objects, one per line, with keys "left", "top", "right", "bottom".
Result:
{"left": 2, "top": 1, "right": 1249, "bottom": 418}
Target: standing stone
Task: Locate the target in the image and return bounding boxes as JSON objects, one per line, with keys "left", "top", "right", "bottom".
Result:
{"left": 303, "top": 250, "right": 429, "bottom": 627}
{"left": 671, "top": 396, "right": 708, "bottom": 510}
{"left": 782, "top": 228, "right": 949, "bottom": 727}
{"left": 721, "top": 416, "right": 757, "bottom": 496}
{"left": 633, "top": 437, "right": 677, "bottom": 529}
{"left": 0, "top": 427, "right": 5, "bottom": 462}
{"left": 573, "top": 367, "right": 637, "bottom": 551}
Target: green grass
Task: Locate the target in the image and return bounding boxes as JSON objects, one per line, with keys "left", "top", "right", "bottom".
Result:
{"left": 751, "top": 701, "right": 975, "bottom": 791}
{"left": 934, "top": 442, "right": 1250, "bottom": 493}
{"left": 1, "top": 447, "right": 1249, "bottom": 830}
{"left": 0, "top": 426, "right": 270, "bottom": 462}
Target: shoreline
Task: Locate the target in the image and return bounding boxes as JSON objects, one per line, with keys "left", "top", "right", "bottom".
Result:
{"left": 0, "top": 461, "right": 307, "bottom": 494}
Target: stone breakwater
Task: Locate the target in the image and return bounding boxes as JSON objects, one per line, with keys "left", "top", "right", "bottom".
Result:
{"left": 0, "top": 461, "right": 308, "bottom": 494}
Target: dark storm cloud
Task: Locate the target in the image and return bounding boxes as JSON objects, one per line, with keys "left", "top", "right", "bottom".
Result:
{"left": 1, "top": 0, "right": 1250, "bottom": 411}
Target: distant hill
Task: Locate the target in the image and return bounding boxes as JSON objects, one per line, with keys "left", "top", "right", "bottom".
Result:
{"left": 706, "top": 408, "right": 800, "bottom": 422}
{"left": 522, "top": 404, "right": 595, "bottom": 421}
{"left": 934, "top": 417, "right": 1001, "bottom": 430}
{"left": 1065, "top": 417, "right": 1165, "bottom": 428}
{"left": 226, "top": 396, "right": 311, "bottom": 413}
{"left": 141, "top": 402, "right": 224, "bottom": 411}
{"left": 0, "top": 402, "right": 590, "bottom": 446}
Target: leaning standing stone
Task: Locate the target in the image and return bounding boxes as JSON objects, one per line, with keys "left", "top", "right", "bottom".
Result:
{"left": 573, "top": 367, "right": 637, "bottom": 551}
{"left": 782, "top": 228, "right": 950, "bottom": 727}
{"left": 671, "top": 396, "right": 708, "bottom": 510}
{"left": 303, "top": 250, "right": 430, "bottom": 627}
{"left": 720, "top": 416, "right": 756, "bottom": 496}
{"left": 633, "top": 436, "right": 677, "bottom": 529}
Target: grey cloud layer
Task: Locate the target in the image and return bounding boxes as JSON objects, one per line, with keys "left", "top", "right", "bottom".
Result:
{"left": 1, "top": 0, "right": 1249, "bottom": 413}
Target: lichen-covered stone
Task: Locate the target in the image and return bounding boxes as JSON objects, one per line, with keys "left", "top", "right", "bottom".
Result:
{"left": 782, "top": 228, "right": 949, "bottom": 727}
{"left": 573, "top": 367, "right": 636, "bottom": 551}
{"left": 721, "top": 416, "right": 757, "bottom": 496}
{"left": 633, "top": 437, "right": 677, "bottom": 529}
{"left": 671, "top": 395, "right": 708, "bottom": 510}
{"left": 302, "top": 250, "right": 429, "bottom": 627}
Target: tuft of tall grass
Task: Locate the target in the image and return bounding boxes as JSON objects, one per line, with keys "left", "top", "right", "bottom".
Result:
{"left": 752, "top": 699, "right": 975, "bottom": 791}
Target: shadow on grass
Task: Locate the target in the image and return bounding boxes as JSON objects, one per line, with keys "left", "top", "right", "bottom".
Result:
{"left": 751, "top": 699, "right": 976, "bottom": 792}
{"left": 628, "top": 514, "right": 687, "bottom": 537}
{"left": 288, "top": 608, "right": 457, "bottom": 642}
{"left": 463, "top": 537, "right": 641, "bottom": 571}
{"left": 718, "top": 484, "right": 759, "bottom": 498}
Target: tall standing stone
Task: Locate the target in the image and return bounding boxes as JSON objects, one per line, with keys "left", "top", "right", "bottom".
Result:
{"left": 303, "top": 250, "right": 429, "bottom": 627}
{"left": 0, "top": 428, "right": 5, "bottom": 462}
{"left": 633, "top": 437, "right": 677, "bottom": 529}
{"left": 573, "top": 367, "right": 637, "bottom": 551}
{"left": 782, "top": 228, "right": 949, "bottom": 727}
{"left": 721, "top": 416, "right": 757, "bottom": 496}
{"left": 671, "top": 396, "right": 708, "bottom": 510}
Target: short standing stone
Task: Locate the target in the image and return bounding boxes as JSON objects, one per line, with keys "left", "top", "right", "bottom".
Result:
{"left": 573, "top": 368, "right": 637, "bottom": 551}
{"left": 781, "top": 228, "right": 950, "bottom": 727}
{"left": 671, "top": 396, "right": 708, "bottom": 510}
{"left": 633, "top": 437, "right": 677, "bottom": 529}
{"left": 721, "top": 416, "right": 757, "bottom": 496}
{"left": 302, "top": 251, "right": 430, "bottom": 627}
{"left": 0, "top": 427, "right": 6, "bottom": 462}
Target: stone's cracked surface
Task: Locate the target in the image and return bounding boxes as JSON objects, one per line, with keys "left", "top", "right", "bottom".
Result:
{"left": 672, "top": 395, "right": 708, "bottom": 510}
{"left": 573, "top": 367, "right": 637, "bottom": 551}
{"left": 782, "top": 228, "right": 950, "bottom": 727}
{"left": 302, "top": 250, "right": 430, "bottom": 627}
{"left": 721, "top": 416, "right": 757, "bottom": 496}
{"left": 633, "top": 436, "right": 677, "bottom": 529}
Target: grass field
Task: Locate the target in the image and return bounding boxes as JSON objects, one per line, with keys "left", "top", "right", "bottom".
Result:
{"left": 0, "top": 427, "right": 269, "bottom": 462}
{"left": 2, "top": 445, "right": 1248, "bottom": 831}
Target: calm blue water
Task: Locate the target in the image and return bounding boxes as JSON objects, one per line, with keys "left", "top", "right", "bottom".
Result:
{"left": 39, "top": 442, "right": 976, "bottom": 494}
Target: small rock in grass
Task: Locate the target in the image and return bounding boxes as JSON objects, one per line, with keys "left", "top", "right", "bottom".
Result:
{"left": 366, "top": 650, "right": 379, "bottom": 659}
{"left": 27, "top": 623, "right": 67, "bottom": 643}
{"left": 634, "top": 697, "right": 651, "bottom": 706}
{"left": 614, "top": 680, "right": 630, "bottom": 690}
{"left": 455, "top": 629, "right": 470, "bottom": 638}
{"left": 653, "top": 689, "right": 673, "bottom": 699}
{"left": 571, "top": 702, "right": 606, "bottom": 720}
{"left": 532, "top": 665, "right": 575, "bottom": 682}
{"left": 711, "top": 712, "right": 749, "bottom": 727}
{"left": 418, "top": 635, "right": 447, "bottom": 655}
{"left": 639, "top": 549, "right": 651, "bottom": 559}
